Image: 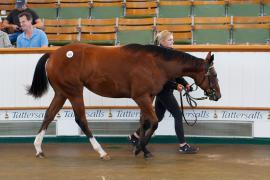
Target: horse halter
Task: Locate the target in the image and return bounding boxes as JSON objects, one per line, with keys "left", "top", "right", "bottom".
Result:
{"left": 197, "top": 64, "right": 217, "bottom": 100}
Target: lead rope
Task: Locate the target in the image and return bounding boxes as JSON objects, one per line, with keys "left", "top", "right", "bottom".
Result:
{"left": 180, "top": 83, "right": 207, "bottom": 126}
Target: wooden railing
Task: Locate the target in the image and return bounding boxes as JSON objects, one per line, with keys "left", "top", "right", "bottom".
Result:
{"left": 1, "top": 44, "right": 270, "bottom": 54}
{"left": 0, "top": 106, "right": 270, "bottom": 111}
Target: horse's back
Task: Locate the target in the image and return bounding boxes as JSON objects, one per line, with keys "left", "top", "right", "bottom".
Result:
{"left": 49, "top": 43, "right": 153, "bottom": 69}
{"left": 46, "top": 43, "right": 163, "bottom": 98}
{"left": 47, "top": 43, "right": 123, "bottom": 73}
{"left": 46, "top": 44, "right": 135, "bottom": 97}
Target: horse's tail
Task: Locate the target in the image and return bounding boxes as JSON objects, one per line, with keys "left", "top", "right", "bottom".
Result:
{"left": 27, "top": 53, "right": 50, "bottom": 98}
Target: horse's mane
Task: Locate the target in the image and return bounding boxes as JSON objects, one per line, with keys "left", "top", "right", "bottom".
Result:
{"left": 123, "top": 44, "right": 202, "bottom": 63}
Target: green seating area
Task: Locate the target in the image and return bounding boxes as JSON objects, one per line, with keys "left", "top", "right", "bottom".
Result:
{"left": 193, "top": 17, "right": 232, "bottom": 44}
{"left": 90, "top": 1, "right": 123, "bottom": 19}
{"left": 227, "top": 2, "right": 261, "bottom": 17}
{"left": 1, "top": 0, "right": 270, "bottom": 45}
{"left": 159, "top": 1, "right": 191, "bottom": 18}
{"left": 2, "top": 1, "right": 270, "bottom": 20}
{"left": 193, "top": 1, "right": 227, "bottom": 17}
{"left": 23, "top": 1, "right": 270, "bottom": 19}
{"left": 37, "top": 16, "right": 270, "bottom": 46}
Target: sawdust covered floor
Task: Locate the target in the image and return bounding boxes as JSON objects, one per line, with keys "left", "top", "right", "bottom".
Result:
{"left": 0, "top": 143, "right": 270, "bottom": 180}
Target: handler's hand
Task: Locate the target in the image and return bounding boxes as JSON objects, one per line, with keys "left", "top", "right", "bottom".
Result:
{"left": 177, "top": 84, "right": 184, "bottom": 92}
{"left": 185, "top": 84, "right": 191, "bottom": 92}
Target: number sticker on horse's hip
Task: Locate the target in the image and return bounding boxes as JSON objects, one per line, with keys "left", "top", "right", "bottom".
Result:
{"left": 66, "top": 51, "right": 74, "bottom": 59}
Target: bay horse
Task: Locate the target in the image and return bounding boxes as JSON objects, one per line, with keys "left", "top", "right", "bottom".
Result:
{"left": 27, "top": 43, "right": 221, "bottom": 160}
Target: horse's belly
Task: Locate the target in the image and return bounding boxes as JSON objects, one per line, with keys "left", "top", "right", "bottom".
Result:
{"left": 90, "top": 88, "right": 130, "bottom": 98}
{"left": 86, "top": 78, "right": 131, "bottom": 98}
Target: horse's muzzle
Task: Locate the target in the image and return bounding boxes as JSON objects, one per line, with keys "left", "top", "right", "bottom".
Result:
{"left": 205, "top": 89, "right": 221, "bottom": 101}
{"left": 210, "top": 94, "right": 221, "bottom": 101}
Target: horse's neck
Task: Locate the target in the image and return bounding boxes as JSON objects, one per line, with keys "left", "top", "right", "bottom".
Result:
{"left": 161, "top": 58, "right": 203, "bottom": 80}
{"left": 182, "top": 59, "right": 204, "bottom": 79}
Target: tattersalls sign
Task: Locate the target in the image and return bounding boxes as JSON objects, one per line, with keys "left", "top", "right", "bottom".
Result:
{"left": 0, "top": 108, "right": 269, "bottom": 122}
{"left": 170, "top": 110, "right": 267, "bottom": 121}
{"left": 219, "top": 110, "right": 264, "bottom": 121}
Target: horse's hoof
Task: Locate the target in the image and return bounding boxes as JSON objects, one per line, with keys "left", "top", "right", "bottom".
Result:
{"left": 144, "top": 152, "right": 154, "bottom": 159}
{"left": 101, "top": 154, "right": 111, "bottom": 160}
{"left": 36, "top": 152, "right": 45, "bottom": 159}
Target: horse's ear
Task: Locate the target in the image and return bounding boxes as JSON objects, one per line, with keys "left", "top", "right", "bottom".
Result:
{"left": 206, "top": 52, "right": 214, "bottom": 64}
{"left": 210, "top": 54, "right": 214, "bottom": 62}
{"left": 206, "top": 52, "right": 211, "bottom": 61}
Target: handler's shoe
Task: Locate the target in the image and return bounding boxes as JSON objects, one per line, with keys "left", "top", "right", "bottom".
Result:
{"left": 128, "top": 134, "right": 139, "bottom": 147}
{"left": 179, "top": 144, "right": 199, "bottom": 154}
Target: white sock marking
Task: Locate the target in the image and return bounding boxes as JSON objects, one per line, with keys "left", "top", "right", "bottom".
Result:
{"left": 89, "top": 137, "right": 107, "bottom": 157}
{"left": 34, "top": 130, "right": 46, "bottom": 155}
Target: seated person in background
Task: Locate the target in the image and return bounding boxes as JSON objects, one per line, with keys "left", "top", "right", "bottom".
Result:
{"left": 0, "top": 30, "right": 12, "bottom": 48}
{"left": 0, "top": 18, "right": 12, "bottom": 48}
{"left": 16, "top": 12, "right": 48, "bottom": 48}
{"left": 2, "top": 0, "right": 43, "bottom": 44}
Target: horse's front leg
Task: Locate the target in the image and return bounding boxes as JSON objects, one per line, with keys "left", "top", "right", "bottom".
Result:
{"left": 136, "top": 118, "right": 156, "bottom": 158}
{"left": 134, "top": 96, "right": 158, "bottom": 158}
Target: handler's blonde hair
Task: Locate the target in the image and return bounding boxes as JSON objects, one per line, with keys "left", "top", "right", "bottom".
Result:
{"left": 154, "top": 30, "right": 173, "bottom": 46}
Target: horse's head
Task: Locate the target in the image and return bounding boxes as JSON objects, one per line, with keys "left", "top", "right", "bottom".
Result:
{"left": 196, "top": 52, "right": 221, "bottom": 101}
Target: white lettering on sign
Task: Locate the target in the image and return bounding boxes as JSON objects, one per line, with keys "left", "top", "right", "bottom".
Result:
{"left": 0, "top": 109, "right": 268, "bottom": 122}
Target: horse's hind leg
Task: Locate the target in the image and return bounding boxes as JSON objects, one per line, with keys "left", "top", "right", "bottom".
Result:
{"left": 134, "top": 95, "right": 158, "bottom": 158}
{"left": 69, "top": 96, "right": 110, "bottom": 160}
{"left": 34, "top": 94, "right": 66, "bottom": 158}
